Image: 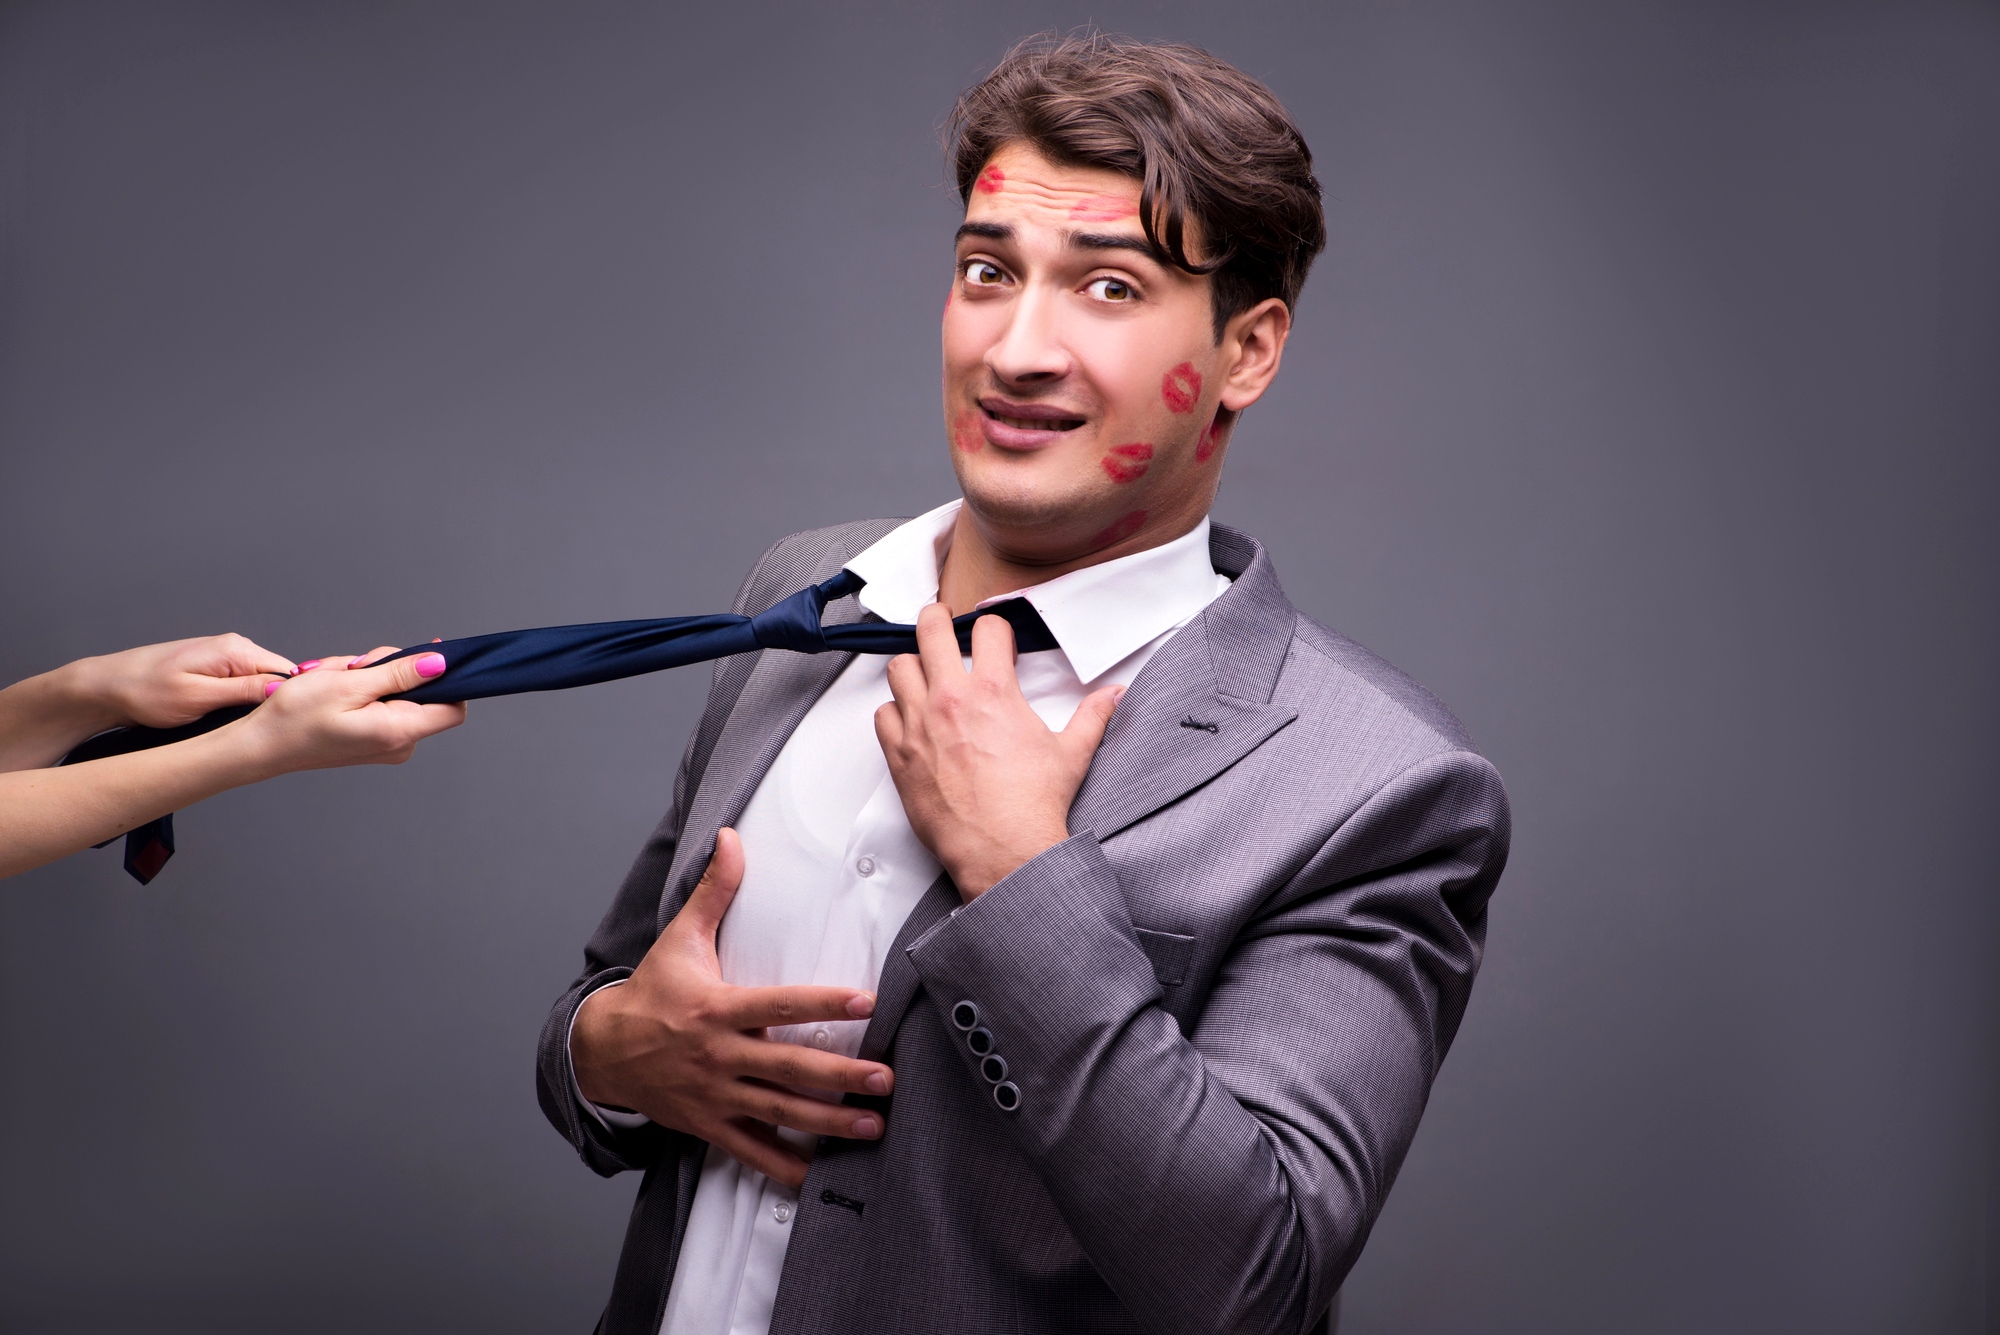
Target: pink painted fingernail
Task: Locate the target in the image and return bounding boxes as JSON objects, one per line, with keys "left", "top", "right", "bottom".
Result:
{"left": 296, "top": 660, "right": 323, "bottom": 674}
{"left": 414, "top": 652, "right": 446, "bottom": 678}
{"left": 264, "top": 680, "right": 282, "bottom": 697}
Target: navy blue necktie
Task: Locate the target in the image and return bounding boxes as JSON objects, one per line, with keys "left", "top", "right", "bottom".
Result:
{"left": 65, "top": 570, "right": 1057, "bottom": 883}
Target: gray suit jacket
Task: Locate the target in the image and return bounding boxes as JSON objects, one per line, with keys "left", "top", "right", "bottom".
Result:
{"left": 536, "top": 519, "right": 1510, "bottom": 1335}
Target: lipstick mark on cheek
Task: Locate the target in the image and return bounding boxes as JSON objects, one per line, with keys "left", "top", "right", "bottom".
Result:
{"left": 1090, "top": 510, "right": 1148, "bottom": 548}
{"left": 950, "top": 408, "right": 984, "bottom": 453}
{"left": 1162, "top": 362, "right": 1202, "bottom": 413}
{"left": 1067, "top": 196, "right": 1137, "bottom": 221}
{"left": 1194, "top": 419, "right": 1219, "bottom": 462}
{"left": 976, "top": 165, "right": 1005, "bottom": 194}
{"left": 1099, "top": 441, "right": 1153, "bottom": 483}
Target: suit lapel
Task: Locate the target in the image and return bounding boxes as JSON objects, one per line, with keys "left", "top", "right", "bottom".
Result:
{"left": 1073, "top": 522, "right": 1299, "bottom": 841}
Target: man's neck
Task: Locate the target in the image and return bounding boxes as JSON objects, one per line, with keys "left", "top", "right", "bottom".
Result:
{"left": 935, "top": 505, "right": 1205, "bottom": 616}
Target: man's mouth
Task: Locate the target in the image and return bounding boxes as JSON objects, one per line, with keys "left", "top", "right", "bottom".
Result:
{"left": 981, "top": 402, "right": 1087, "bottom": 433}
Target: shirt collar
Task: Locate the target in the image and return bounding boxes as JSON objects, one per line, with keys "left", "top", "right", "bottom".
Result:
{"left": 844, "top": 499, "right": 1223, "bottom": 685}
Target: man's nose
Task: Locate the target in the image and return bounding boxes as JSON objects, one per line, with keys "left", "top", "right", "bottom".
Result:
{"left": 985, "top": 285, "right": 1072, "bottom": 386}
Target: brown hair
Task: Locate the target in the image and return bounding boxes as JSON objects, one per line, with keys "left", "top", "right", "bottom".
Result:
{"left": 946, "top": 31, "right": 1326, "bottom": 340}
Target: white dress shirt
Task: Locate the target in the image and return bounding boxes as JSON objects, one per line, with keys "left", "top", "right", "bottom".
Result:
{"left": 573, "top": 499, "right": 1230, "bottom": 1335}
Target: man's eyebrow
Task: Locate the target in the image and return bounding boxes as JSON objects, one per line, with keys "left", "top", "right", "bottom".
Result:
{"left": 1066, "top": 230, "right": 1160, "bottom": 259}
{"left": 955, "top": 221, "right": 1011, "bottom": 244}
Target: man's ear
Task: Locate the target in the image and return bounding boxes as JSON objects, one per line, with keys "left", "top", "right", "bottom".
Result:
{"left": 1217, "top": 297, "right": 1292, "bottom": 413}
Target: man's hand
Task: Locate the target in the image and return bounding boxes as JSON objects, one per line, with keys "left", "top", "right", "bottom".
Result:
{"left": 875, "top": 605, "right": 1122, "bottom": 901}
{"left": 569, "top": 829, "right": 894, "bottom": 1189}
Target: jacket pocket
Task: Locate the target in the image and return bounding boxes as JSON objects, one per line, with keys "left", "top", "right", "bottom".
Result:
{"left": 1134, "top": 928, "right": 1196, "bottom": 987}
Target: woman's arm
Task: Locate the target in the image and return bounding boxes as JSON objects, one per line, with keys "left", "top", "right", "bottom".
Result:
{"left": 0, "top": 650, "right": 465, "bottom": 881}
{"left": 0, "top": 634, "right": 295, "bottom": 773}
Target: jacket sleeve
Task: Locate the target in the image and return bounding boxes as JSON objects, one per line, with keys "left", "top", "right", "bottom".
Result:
{"left": 903, "top": 747, "right": 1510, "bottom": 1335}
{"left": 533, "top": 538, "right": 791, "bottom": 1178}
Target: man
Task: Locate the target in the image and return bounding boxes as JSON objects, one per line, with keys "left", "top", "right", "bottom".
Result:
{"left": 539, "top": 33, "right": 1509, "bottom": 1335}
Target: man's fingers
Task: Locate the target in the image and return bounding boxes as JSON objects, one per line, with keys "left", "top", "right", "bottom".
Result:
{"left": 1059, "top": 683, "right": 1125, "bottom": 765}
{"left": 883, "top": 653, "right": 927, "bottom": 715}
{"left": 732, "top": 1038, "right": 895, "bottom": 1098}
{"left": 968, "top": 611, "right": 1020, "bottom": 685}
{"left": 873, "top": 698, "right": 905, "bottom": 754}
{"left": 676, "top": 827, "right": 747, "bottom": 936}
{"left": 720, "top": 982, "right": 875, "bottom": 1030}
{"left": 727, "top": 1082, "right": 886, "bottom": 1143}
{"left": 712, "top": 1118, "right": 813, "bottom": 1189}
{"left": 913, "top": 602, "right": 967, "bottom": 682}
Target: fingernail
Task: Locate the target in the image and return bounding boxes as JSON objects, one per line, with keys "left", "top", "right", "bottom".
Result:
{"left": 846, "top": 994, "right": 875, "bottom": 1018}
{"left": 414, "top": 653, "right": 446, "bottom": 678}
{"left": 296, "top": 660, "right": 323, "bottom": 674}
{"left": 852, "top": 1116, "right": 882, "bottom": 1138}
{"left": 264, "top": 680, "right": 282, "bottom": 697}
{"left": 1112, "top": 685, "right": 1127, "bottom": 700}
{"left": 346, "top": 654, "right": 370, "bottom": 669}
{"left": 865, "top": 1071, "right": 890, "bottom": 1095}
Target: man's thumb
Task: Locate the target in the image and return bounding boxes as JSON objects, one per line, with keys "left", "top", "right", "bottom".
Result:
{"left": 680, "top": 827, "right": 746, "bottom": 935}
{"left": 1061, "top": 684, "right": 1125, "bottom": 759}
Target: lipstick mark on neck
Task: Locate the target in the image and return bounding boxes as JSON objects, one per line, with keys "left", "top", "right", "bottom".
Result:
{"left": 975, "top": 165, "right": 1005, "bottom": 194}
{"left": 950, "top": 408, "right": 984, "bottom": 452}
{"left": 1100, "top": 442, "right": 1153, "bottom": 483}
{"left": 1090, "top": 510, "right": 1148, "bottom": 549}
{"left": 1067, "top": 196, "right": 1137, "bottom": 222}
{"left": 1162, "top": 362, "right": 1202, "bottom": 414}
{"left": 1194, "top": 417, "right": 1220, "bottom": 462}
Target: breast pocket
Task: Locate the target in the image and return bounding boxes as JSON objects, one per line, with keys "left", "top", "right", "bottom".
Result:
{"left": 1134, "top": 928, "right": 1196, "bottom": 987}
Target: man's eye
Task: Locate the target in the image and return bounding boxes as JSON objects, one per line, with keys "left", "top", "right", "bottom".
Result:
{"left": 1087, "top": 277, "right": 1135, "bottom": 302}
{"left": 963, "top": 261, "right": 1005, "bottom": 286}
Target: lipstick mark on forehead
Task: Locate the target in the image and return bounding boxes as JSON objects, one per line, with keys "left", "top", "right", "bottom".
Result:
{"left": 976, "top": 165, "right": 1005, "bottom": 194}
{"left": 1100, "top": 442, "right": 1153, "bottom": 484}
{"left": 1090, "top": 510, "right": 1148, "bottom": 549}
{"left": 1162, "top": 362, "right": 1202, "bottom": 414}
{"left": 950, "top": 408, "right": 984, "bottom": 452}
{"left": 1067, "top": 195, "right": 1137, "bottom": 222}
{"left": 1194, "top": 418, "right": 1219, "bottom": 462}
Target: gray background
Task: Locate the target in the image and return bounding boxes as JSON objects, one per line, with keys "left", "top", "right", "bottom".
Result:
{"left": 3, "top": 2, "right": 1996, "bottom": 1331}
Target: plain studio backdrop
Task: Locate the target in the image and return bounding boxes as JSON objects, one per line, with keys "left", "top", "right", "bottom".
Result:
{"left": 2, "top": 3, "right": 1996, "bottom": 1332}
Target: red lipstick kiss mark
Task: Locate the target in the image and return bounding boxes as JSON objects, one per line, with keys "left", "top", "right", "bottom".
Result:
{"left": 1100, "top": 442, "right": 1153, "bottom": 483}
{"left": 1067, "top": 196, "right": 1137, "bottom": 222}
{"left": 1161, "top": 362, "right": 1202, "bottom": 413}
{"left": 976, "top": 165, "right": 1005, "bottom": 194}
{"left": 1090, "top": 510, "right": 1148, "bottom": 548}
{"left": 1194, "top": 418, "right": 1219, "bottom": 462}
{"left": 950, "top": 409, "right": 984, "bottom": 452}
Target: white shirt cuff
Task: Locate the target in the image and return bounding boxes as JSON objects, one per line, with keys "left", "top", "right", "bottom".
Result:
{"left": 567, "top": 979, "right": 651, "bottom": 1132}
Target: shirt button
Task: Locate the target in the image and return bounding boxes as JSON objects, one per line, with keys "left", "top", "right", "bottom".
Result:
{"left": 773, "top": 1201, "right": 793, "bottom": 1224}
{"left": 856, "top": 855, "right": 877, "bottom": 877}
{"left": 812, "top": 1028, "right": 831, "bottom": 1049}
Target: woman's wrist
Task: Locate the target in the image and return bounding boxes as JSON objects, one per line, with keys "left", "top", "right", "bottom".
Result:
{"left": 47, "top": 656, "right": 135, "bottom": 736}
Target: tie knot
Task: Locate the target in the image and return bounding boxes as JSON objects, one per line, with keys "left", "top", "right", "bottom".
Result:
{"left": 747, "top": 570, "right": 863, "bottom": 654}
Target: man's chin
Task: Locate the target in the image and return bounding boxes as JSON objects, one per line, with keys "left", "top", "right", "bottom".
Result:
{"left": 954, "top": 473, "right": 1139, "bottom": 563}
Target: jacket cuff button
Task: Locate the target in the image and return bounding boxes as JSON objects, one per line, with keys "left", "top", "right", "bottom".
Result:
{"left": 992, "top": 1081, "right": 1021, "bottom": 1112}
{"left": 950, "top": 1000, "right": 979, "bottom": 1031}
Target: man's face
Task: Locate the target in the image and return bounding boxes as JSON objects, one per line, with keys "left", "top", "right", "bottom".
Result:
{"left": 941, "top": 143, "right": 1236, "bottom": 563}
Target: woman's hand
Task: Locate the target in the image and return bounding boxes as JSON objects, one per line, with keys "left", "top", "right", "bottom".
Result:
{"left": 240, "top": 647, "right": 466, "bottom": 776}
{"left": 1, "top": 644, "right": 465, "bottom": 881}
{"left": 72, "top": 633, "right": 297, "bottom": 731}
{"left": 0, "top": 633, "right": 295, "bottom": 773}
